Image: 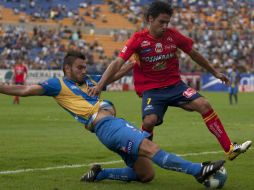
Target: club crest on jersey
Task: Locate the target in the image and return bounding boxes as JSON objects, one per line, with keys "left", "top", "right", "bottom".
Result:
{"left": 141, "top": 40, "right": 150, "bottom": 47}
{"left": 155, "top": 43, "right": 163, "bottom": 53}
{"left": 165, "top": 44, "right": 176, "bottom": 50}
{"left": 183, "top": 88, "right": 197, "bottom": 98}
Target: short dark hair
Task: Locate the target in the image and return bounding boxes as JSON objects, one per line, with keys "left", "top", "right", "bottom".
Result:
{"left": 145, "top": 1, "right": 173, "bottom": 21}
{"left": 63, "top": 50, "right": 86, "bottom": 74}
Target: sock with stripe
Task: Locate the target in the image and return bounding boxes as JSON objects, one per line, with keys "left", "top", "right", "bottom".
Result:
{"left": 152, "top": 149, "right": 201, "bottom": 176}
{"left": 202, "top": 109, "right": 231, "bottom": 152}
{"left": 96, "top": 167, "right": 138, "bottom": 181}
{"left": 141, "top": 124, "right": 154, "bottom": 140}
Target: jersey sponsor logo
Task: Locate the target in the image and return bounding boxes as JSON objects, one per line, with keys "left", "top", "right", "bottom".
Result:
{"left": 141, "top": 40, "right": 150, "bottom": 47}
{"left": 141, "top": 53, "right": 175, "bottom": 63}
{"left": 165, "top": 44, "right": 176, "bottom": 50}
{"left": 152, "top": 61, "right": 167, "bottom": 71}
{"left": 121, "top": 46, "right": 127, "bottom": 53}
{"left": 124, "top": 140, "right": 134, "bottom": 154}
{"left": 140, "top": 48, "right": 152, "bottom": 54}
{"left": 155, "top": 43, "right": 163, "bottom": 53}
{"left": 183, "top": 88, "right": 197, "bottom": 98}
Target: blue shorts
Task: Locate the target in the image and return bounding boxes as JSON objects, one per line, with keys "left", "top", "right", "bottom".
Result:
{"left": 142, "top": 81, "right": 202, "bottom": 125}
{"left": 228, "top": 86, "right": 238, "bottom": 95}
{"left": 94, "top": 116, "right": 149, "bottom": 168}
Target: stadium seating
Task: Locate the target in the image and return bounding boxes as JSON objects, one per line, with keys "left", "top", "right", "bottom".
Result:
{"left": 79, "top": 4, "right": 136, "bottom": 30}
{"left": 0, "top": 0, "right": 253, "bottom": 74}
{"left": 82, "top": 34, "right": 125, "bottom": 56}
{"left": 0, "top": 0, "right": 103, "bottom": 16}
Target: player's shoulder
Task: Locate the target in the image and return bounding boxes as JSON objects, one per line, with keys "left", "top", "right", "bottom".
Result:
{"left": 39, "top": 77, "right": 62, "bottom": 96}
{"left": 85, "top": 75, "right": 99, "bottom": 86}
{"left": 40, "top": 77, "right": 61, "bottom": 86}
{"left": 132, "top": 29, "right": 149, "bottom": 39}
{"left": 165, "top": 27, "right": 181, "bottom": 35}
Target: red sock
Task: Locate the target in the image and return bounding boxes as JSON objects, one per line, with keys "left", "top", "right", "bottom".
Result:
{"left": 141, "top": 124, "right": 154, "bottom": 140}
{"left": 202, "top": 109, "right": 231, "bottom": 152}
{"left": 13, "top": 96, "right": 20, "bottom": 104}
{"left": 141, "top": 124, "right": 153, "bottom": 134}
{"left": 16, "top": 96, "right": 19, "bottom": 104}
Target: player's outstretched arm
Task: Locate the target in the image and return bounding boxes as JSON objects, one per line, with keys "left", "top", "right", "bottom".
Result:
{"left": 108, "top": 61, "right": 134, "bottom": 84}
{"left": 0, "top": 84, "right": 44, "bottom": 97}
{"left": 188, "top": 48, "right": 230, "bottom": 85}
{"left": 88, "top": 57, "right": 126, "bottom": 96}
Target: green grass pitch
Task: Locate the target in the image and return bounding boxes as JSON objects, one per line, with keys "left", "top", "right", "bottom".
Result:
{"left": 0, "top": 91, "right": 253, "bottom": 190}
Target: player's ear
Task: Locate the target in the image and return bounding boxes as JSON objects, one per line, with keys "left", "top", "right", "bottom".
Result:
{"left": 148, "top": 15, "right": 154, "bottom": 23}
{"left": 64, "top": 64, "right": 71, "bottom": 75}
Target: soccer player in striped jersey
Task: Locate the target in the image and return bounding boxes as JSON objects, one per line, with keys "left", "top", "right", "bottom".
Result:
{"left": 228, "top": 65, "right": 240, "bottom": 105}
{"left": 87, "top": 1, "right": 251, "bottom": 160}
{"left": 0, "top": 50, "right": 225, "bottom": 185}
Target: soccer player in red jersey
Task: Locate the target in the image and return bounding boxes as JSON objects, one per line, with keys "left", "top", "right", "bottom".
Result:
{"left": 12, "top": 61, "right": 28, "bottom": 104}
{"left": 88, "top": 1, "right": 251, "bottom": 160}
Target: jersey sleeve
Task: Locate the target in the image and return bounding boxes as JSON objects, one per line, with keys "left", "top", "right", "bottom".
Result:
{"left": 118, "top": 32, "right": 140, "bottom": 61}
{"left": 171, "top": 28, "right": 193, "bottom": 54}
{"left": 86, "top": 75, "right": 107, "bottom": 91}
{"left": 39, "top": 77, "right": 61, "bottom": 96}
{"left": 86, "top": 75, "right": 101, "bottom": 87}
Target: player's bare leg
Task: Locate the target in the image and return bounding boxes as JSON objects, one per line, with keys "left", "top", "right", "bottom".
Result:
{"left": 141, "top": 114, "right": 158, "bottom": 140}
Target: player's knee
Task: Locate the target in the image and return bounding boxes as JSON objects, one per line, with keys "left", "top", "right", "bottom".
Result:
{"left": 138, "top": 172, "right": 155, "bottom": 183}
{"left": 196, "top": 97, "right": 212, "bottom": 113}
{"left": 143, "top": 114, "right": 158, "bottom": 128}
{"left": 202, "top": 99, "right": 212, "bottom": 111}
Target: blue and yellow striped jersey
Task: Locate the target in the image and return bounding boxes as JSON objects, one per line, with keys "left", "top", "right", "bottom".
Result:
{"left": 39, "top": 75, "right": 103, "bottom": 125}
{"left": 228, "top": 71, "right": 240, "bottom": 88}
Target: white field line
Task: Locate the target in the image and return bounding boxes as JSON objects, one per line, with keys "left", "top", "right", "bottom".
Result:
{"left": 0, "top": 148, "right": 251, "bottom": 175}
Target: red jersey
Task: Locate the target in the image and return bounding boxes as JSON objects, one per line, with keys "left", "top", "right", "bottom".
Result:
{"left": 118, "top": 28, "right": 193, "bottom": 96}
{"left": 13, "top": 64, "right": 28, "bottom": 83}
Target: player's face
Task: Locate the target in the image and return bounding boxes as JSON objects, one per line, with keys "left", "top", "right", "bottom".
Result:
{"left": 70, "top": 58, "right": 87, "bottom": 84}
{"left": 149, "top": 13, "right": 171, "bottom": 38}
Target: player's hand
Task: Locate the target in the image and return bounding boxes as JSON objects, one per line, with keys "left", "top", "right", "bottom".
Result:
{"left": 214, "top": 72, "right": 230, "bottom": 86}
{"left": 87, "top": 85, "right": 102, "bottom": 97}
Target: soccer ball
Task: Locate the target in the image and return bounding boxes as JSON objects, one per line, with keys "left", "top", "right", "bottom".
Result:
{"left": 203, "top": 166, "right": 227, "bottom": 189}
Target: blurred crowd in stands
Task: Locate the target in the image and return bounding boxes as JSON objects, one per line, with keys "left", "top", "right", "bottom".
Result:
{"left": 0, "top": 24, "right": 111, "bottom": 73}
{"left": 0, "top": 0, "right": 253, "bottom": 74}
{"left": 108, "top": 0, "right": 253, "bottom": 73}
